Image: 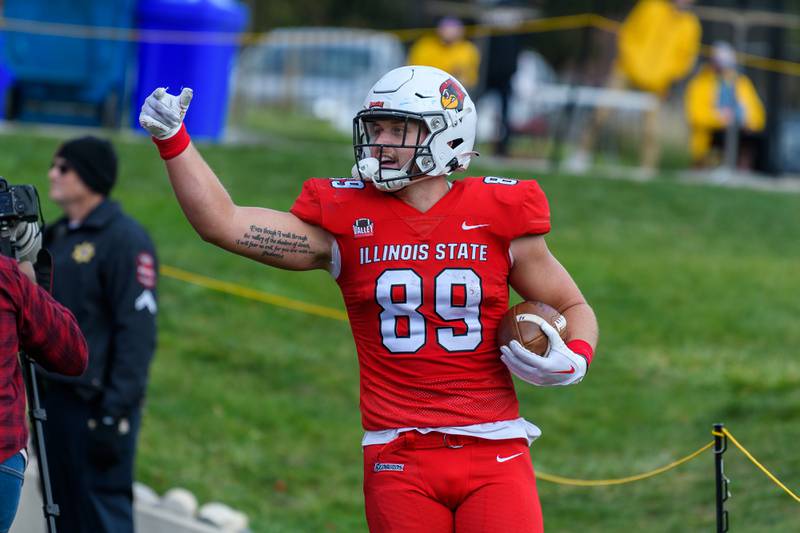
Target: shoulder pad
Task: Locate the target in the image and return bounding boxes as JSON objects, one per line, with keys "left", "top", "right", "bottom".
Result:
{"left": 320, "top": 178, "right": 367, "bottom": 190}
{"left": 463, "top": 176, "right": 551, "bottom": 238}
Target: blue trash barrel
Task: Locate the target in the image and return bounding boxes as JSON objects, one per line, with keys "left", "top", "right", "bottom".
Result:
{"left": 0, "top": 34, "right": 12, "bottom": 120}
{"left": 2, "top": 0, "right": 136, "bottom": 126}
{"left": 133, "top": 0, "right": 248, "bottom": 140}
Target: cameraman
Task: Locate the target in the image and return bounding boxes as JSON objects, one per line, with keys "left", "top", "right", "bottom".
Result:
{"left": 1, "top": 238, "right": 88, "bottom": 532}
{"left": 40, "top": 137, "right": 158, "bottom": 533}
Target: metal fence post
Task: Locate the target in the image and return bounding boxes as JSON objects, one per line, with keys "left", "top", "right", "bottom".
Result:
{"left": 713, "top": 423, "right": 729, "bottom": 533}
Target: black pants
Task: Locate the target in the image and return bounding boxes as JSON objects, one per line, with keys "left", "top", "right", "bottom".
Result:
{"left": 487, "top": 80, "right": 513, "bottom": 156}
{"left": 710, "top": 129, "right": 765, "bottom": 170}
{"left": 41, "top": 383, "right": 141, "bottom": 533}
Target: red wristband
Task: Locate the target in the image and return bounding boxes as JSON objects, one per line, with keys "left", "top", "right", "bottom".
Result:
{"left": 152, "top": 123, "right": 191, "bottom": 160}
{"left": 567, "top": 339, "right": 594, "bottom": 366}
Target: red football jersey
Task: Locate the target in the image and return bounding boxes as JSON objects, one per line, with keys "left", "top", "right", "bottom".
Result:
{"left": 290, "top": 176, "right": 550, "bottom": 430}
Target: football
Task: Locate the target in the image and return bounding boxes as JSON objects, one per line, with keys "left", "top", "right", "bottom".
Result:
{"left": 496, "top": 301, "right": 568, "bottom": 356}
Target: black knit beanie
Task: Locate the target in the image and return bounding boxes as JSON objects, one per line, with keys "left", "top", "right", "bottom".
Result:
{"left": 56, "top": 136, "right": 118, "bottom": 196}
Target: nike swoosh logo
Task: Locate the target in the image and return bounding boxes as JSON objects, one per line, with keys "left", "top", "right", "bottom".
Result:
{"left": 551, "top": 366, "right": 576, "bottom": 374}
{"left": 496, "top": 452, "right": 524, "bottom": 463}
{"left": 462, "top": 222, "right": 490, "bottom": 231}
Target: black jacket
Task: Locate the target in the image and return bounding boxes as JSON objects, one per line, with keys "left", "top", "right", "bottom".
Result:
{"left": 42, "top": 199, "right": 157, "bottom": 418}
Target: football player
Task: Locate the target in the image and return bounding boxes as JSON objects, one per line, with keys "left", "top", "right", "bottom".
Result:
{"left": 140, "top": 65, "right": 598, "bottom": 532}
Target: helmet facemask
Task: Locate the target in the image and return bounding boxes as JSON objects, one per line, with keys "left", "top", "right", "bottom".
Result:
{"left": 352, "top": 66, "right": 478, "bottom": 192}
{"left": 352, "top": 110, "right": 449, "bottom": 192}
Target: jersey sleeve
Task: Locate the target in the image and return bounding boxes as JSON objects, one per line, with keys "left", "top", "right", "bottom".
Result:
{"left": 99, "top": 225, "right": 158, "bottom": 417}
{"left": 290, "top": 179, "right": 324, "bottom": 227}
{"left": 515, "top": 179, "right": 551, "bottom": 238}
{"left": 8, "top": 259, "right": 88, "bottom": 377}
{"left": 483, "top": 177, "right": 550, "bottom": 240}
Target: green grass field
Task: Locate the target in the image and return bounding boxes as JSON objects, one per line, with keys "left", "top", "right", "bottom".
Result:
{"left": 2, "top": 124, "right": 798, "bottom": 532}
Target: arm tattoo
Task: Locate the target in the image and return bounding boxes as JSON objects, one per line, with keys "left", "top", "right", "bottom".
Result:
{"left": 235, "top": 225, "right": 314, "bottom": 259}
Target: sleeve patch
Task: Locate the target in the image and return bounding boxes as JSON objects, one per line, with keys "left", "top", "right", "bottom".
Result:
{"left": 136, "top": 252, "right": 157, "bottom": 288}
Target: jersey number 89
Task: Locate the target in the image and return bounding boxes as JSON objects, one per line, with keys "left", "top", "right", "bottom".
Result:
{"left": 375, "top": 268, "right": 482, "bottom": 353}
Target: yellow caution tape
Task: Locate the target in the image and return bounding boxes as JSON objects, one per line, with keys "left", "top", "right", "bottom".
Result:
{"left": 715, "top": 428, "right": 800, "bottom": 503}
{"left": 536, "top": 441, "right": 714, "bottom": 486}
{"left": 160, "top": 264, "right": 799, "bottom": 501}
{"left": 160, "top": 264, "right": 348, "bottom": 321}
{"left": 3, "top": 13, "right": 798, "bottom": 76}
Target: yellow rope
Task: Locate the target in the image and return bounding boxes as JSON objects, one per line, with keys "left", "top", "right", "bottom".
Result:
{"left": 158, "top": 265, "right": 800, "bottom": 499}
{"left": 516, "top": 14, "right": 595, "bottom": 34}
{"left": 588, "top": 14, "right": 622, "bottom": 33}
{"left": 2, "top": 13, "right": 799, "bottom": 77}
{"left": 719, "top": 428, "right": 800, "bottom": 503}
{"left": 737, "top": 52, "right": 800, "bottom": 77}
{"left": 536, "top": 441, "right": 714, "bottom": 486}
{"left": 159, "top": 264, "right": 348, "bottom": 322}
{"left": 390, "top": 14, "right": 595, "bottom": 41}
{"left": 159, "top": 264, "right": 800, "bottom": 505}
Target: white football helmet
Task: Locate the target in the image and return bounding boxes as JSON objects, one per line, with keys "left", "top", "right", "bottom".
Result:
{"left": 352, "top": 65, "right": 478, "bottom": 192}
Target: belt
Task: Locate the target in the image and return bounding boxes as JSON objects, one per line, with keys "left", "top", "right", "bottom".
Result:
{"left": 379, "top": 431, "right": 482, "bottom": 459}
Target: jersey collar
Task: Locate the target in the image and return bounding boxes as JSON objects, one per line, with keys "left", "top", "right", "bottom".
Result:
{"left": 58, "top": 199, "right": 121, "bottom": 231}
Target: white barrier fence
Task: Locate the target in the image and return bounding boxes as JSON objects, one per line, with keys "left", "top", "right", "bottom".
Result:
{"left": 10, "top": 457, "right": 250, "bottom": 533}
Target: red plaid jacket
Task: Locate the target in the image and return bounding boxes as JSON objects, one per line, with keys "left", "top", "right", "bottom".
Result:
{"left": 0, "top": 256, "right": 88, "bottom": 463}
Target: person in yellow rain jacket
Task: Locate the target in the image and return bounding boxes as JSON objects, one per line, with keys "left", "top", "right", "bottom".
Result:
{"left": 570, "top": 0, "right": 701, "bottom": 174}
{"left": 685, "top": 41, "right": 765, "bottom": 169}
{"left": 617, "top": 0, "right": 701, "bottom": 97}
{"left": 407, "top": 17, "right": 480, "bottom": 90}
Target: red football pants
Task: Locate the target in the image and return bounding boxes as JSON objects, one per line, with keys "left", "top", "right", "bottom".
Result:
{"left": 363, "top": 431, "right": 543, "bottom": 532}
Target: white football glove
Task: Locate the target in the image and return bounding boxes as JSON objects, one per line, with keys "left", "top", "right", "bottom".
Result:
{"left": 13, "top": 221, "right": 41, "bottom": 264}
{"left": 499, "top": 314, "right": 588, "bottom": 387}
{"left": 139, "top": 87, "right": 193, "bottom": 140}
